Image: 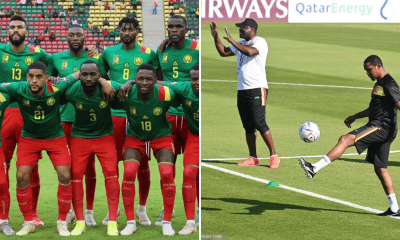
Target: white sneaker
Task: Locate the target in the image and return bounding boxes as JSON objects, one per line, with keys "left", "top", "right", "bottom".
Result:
{"left": 85, "top": 210, "right": 97, "bottom": 226}
{"left": 136, "top": 210, "right": 151, "bottom": 226}
{"left": 0, "top": 221, "right": 15, "bottom": 235}
{"left": 16, "top": 222, "right": 35, "bottom": 236}
{"left": 120, "top": 221, "right": 137, "bottom": 236}
{"left": 162, "top": 221, "right": 175, "bottom": 236}
{"left": 57, "top": 220, "right": 70, "bottom": 236}
{"left": 178, "top": 221, "right": 197, "bottom": 235}
{"left": 102, "top": 208, "right": 120, "bottom": 225}
{"left": 66, "top": 209, "right": 76, "bottom": 224}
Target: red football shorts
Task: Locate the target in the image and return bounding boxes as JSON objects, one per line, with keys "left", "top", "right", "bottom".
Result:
{"left": 183, "top": 132, "right": 199, "bottom": 166}
{"left": 112, "top": 116, "right": 127, "bottom": 161}
{"left": 166, "top": 114, "right": 189, "bottom": 155}
{"left": 0, "top": 147, "right": 6, "bottom": 185}
{"left": 123, "top": 136, "right": 174, "bottom": 158}
{"left": 62, "top": 121, "right": 73, "bottom": 146}
{"left": 1, "top": 108, "right": 23, "bottom": 161}
{"left": 17, "top": 137, "right": 71, "bottom": 168}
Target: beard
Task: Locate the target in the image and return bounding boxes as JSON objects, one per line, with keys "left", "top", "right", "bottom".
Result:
{"left": 81, "top": 81, "right": 97, "bottom": 95}
{"left": 121, "top": 36, "right": 135, "bottom": 45}
{"left": 29, "top": 85, "right": 44, "bottom": 94}
{"left": 9, "top": 33, "right": 25, "bottom": 46}
{"left": 68, "top": 42, "right": 83, "bottom": 53}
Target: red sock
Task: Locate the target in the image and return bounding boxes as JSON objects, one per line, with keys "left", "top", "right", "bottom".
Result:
{"left": 72, "top": 180, "right": 84, "bottom": 221}
{"left": 0, "top": 184, "right": 10, "bottom": 220}
{"left": 17, "top": 185, "right": 33, "bottom": 221}
{"left": 182, "top": 166, "right": 198, "bottom": 220}
{"left": 30, "top": 164, "right": 40, "bottom": 215}
{"left": 196, "top": 173, "right": 199, "bottom": 207}
{"left": 85, "top": 155, "right": 96, "bottom": 211}
{"left": 104, "top": 172, "right": 119, "bottom": 221}
{"left": 5, "top": 163, "right": 10, "bottom": 190}
{"left": 58, "top": 184, "right": 72, "bottom": 221}
{"left": 159, "top": 164, "right": 175, "bottom": 222}
{"left": 122, "top": 161, "right": 139, "bottom": 221}
{"left": 138, "top": 157, "right": 150, "bottom": 206}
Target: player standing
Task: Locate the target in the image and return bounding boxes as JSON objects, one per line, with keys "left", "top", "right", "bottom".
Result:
{"left": 299, "top": 55, "right": 400, "bottom": 217}
{"left": 155, "top": 14, "right": 199, "bottom": 225}
{"left": 47, "top": 25, "right": 107, "bottom": 226}
{"left": 101, "top": 16, "right": 158, "bottom": 226}
{"left": 63, "top": 60, "right": 120, "bottom": 236}
{"left": 210, "top": 18, "right": 280, "bottom": 168}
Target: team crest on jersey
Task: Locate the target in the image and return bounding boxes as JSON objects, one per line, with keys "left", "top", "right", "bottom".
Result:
{"left": 99, "top": 100, "right": 107, "bottom": 108}
{"left": 47, "top": 97, "right": 56, "bottom": 106}
{"left": 76, "top": 102, "right": 83, "bottom": 110}
{"left": 162, "top": 53, "right": 168, "bottom": 63}
{"left": 25, "top": 56, "right": 33, "bottom": 66}
{"left": 185, "top": 99, "right": 192, "bottom": 107}
{"left": 112, "top": 55, "right": 119, "bottom": 65}
{"left": 2, "top": 54, "right": 9, "bottom": 63}
{"left": 23, "top": 99, "right": 30, "bottom": 106}
{"left": 183, "top": 55, "right": 192, "bottom": 64}
{"left": 61, "top": 60, "right": 68, "bottom": 70}
{"left": 153, "top": 107, "right": 162, "bottom": 115}
{"left": 1, "top": 83, "right": 10, "bottom": 88}
{"left": 134, "top": 57, "right": 143, "bottom": 66}
{"left": 372, "top": 85, "right": 385, "bottom": 97}
{"left": 129, "top": 106, "right": 136, "bottom": 116}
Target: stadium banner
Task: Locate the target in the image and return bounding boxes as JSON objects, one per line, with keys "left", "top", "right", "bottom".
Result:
{"left": 289, "top": 0, "right": 400, "bottom": 23}
{"left": 201, "top": 0, "right": 288, "bottom": 22}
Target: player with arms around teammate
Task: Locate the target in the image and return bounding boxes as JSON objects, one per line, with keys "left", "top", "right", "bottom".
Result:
{"left": 47, "top": 24, "right": 107, "bottom": 226}
{"left": 155, "top": 14, "right": 199, "bottom": 224}
{"left": 101, "top": 16, "right": 157, "bottom": 226}
{"left": 115, "top": 64, "right": 179, "bottom": 236}
{"left": 210, "top": 18, "right": 280, "bottom": 168}
{"left": 0, "top": 15, "right": 51, "bottom": 225}
{"left": 299, "top": 55, "right": 400, "bottom": 217}
{"left": 62, "top": 60, "right": 121, "bottom": 236}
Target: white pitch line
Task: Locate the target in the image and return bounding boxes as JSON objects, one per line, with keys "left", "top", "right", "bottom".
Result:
{"left": 202, "top": 79, "right": 371, "bottom": 90}
{"left": 202, "top": 163, "right": 398, "bottom": 217}
{"left": 201, "top": 150, "right": 400, "bottom": 161}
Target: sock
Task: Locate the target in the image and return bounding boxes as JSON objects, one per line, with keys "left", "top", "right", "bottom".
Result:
{"left": 17, "top": 185, "right": 33, "bottom": 221}
{"left": 5, "top": 163, "right": 10, "bottom": 190}
{"left": 138, "top": 157, "right": 150, "bottom": 206}
{"left": 187, "top": 220, "right": 195, "bottom": 225}
{"left": 137, "top": 205, "right": 146, "bottom": 212}
{"left": 72, "top": 180, "right": 84, "bottom": 221}
{"left": 104, "top": 172, "right": 119, "bottom": 221}
{"left": 30, "top": 164, "right": 40, "bottom": 215}
{"left": 388, "top": 193, "right": 399, "bottom": 212}
{"left": 85, "top": 155, "right": 96, "bottom": 211}
{"left": 313, "top": 155, "right": 331, "bottom": 173}
{"left": 122, "top": 161, "right": 139, "bottom": 221}
{"left": 182, "top": 166, "right": 198, "bottom": 220}
{"left": 58, "top": 183, "right": 72, "bottom": 221}
{"left": 0, "top": 184, "right": 10, "bottom": 220}
{"left": 86, "top": 209, "right": 93, "bottom": 214}
{"left": 159, "top": 163, "right": 175, "bottom": 222}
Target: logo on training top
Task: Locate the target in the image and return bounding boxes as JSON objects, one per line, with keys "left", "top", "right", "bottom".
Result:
{"left": 99, "top": 100, "right": 107, "bottom": 108}
{"left": 25, "top": 56, "right": 33, "bottom": 66}
{"left": 185, "top": 99, "right": 192, "bottom": 107}
{"left": 134, "top": 57, "right": 143, "bottom": 66}
{"left": 129, "top": 106, "right": 136, "bottom": 116}
{"left": 372, "top": 85, "right": 385, "bottom": 96}
{"left": 183, "top": 55, "right": 192, "bottom": 64}
{"left": 74, "top": 67, "right": 78, "bottom": 72}
{"left": 47, "top": 97, "right": 56, "bottom": 106}
{"left": 61, "top": 60, "right": 68, "bottom": 70}
{"left": 2, "top": 53, "right": 9, "bottom": 63}
{"left": 112, "top": 55, "right": 119, "bottom": 65}
{"left": 153, "top": 107, "right": 162, "bottom": 115}
{"left": 14, "top": 62, "right": 19, "bottom": 67}
{"left": 162, "top": 53, "right": 168, "bottom": 63}
{"left": 76, "top": 102, "right": 83, "bottom": 110}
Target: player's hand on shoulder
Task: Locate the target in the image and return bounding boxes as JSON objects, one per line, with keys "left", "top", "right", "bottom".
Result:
{"left": 159, "top": 38, "right": 171, "bottom": 52}
{"left": 118, "top": 80, "right": 135, "bottom": 102}
{"left": 344, "top": 115, "right": 356, "bottom": 128}
{"left": 48, "top": 76, "right": 59, "bottom": 85}
{"left": 85, "top": 45, "right": 99, "bottom": 57}
{"left": 99, "top": 78, "right": 115, "bottom": 102}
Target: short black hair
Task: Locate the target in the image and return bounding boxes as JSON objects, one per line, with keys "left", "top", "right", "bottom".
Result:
{"left": 81, "top": 60, "right": 99, "bottom": 71}
{"left": 28, "top": 61, "right": 47, "bottom": 74}
{"left": 137, "top": 64, "right": 156, "bottom": 75}
{"left": 10, "top": 15, "right": 26, "bottom": 24}
{"left": 364, "top": 55, "right": 383, "bottom": 67}
{"left": 190, "top": 64, "right": 199, "bottom": 72}
{"left": 69, "top": 24, "right": 84, "bottom": 30}
{"left": 118, "top": 17, "right": 139, "bottom": 29}
{"left": 169, "top": 15, "right": 187, "bottom": 27}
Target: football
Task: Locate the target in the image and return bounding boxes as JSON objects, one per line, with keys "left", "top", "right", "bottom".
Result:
{"left": 299, "top": 122, "right": 320, "bottom": 143}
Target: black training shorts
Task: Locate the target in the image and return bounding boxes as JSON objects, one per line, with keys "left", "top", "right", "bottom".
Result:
{"left": 237, "top": 88, "right": 269, "bottom": 134}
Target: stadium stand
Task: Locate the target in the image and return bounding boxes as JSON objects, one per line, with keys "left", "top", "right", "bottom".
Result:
{"left": 163, "top": 0, "right": 198, "bottom": 40}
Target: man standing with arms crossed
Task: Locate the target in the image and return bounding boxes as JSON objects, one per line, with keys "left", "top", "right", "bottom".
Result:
{"left": 210, "top": 18, "right": 280, "bottom": 168}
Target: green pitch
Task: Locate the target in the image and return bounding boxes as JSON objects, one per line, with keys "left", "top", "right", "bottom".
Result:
{"left": 6, "top": 153, "right": 199, "bottom": 239}
{"left": 202, "top": 22, "right": 400, "bottom": 239}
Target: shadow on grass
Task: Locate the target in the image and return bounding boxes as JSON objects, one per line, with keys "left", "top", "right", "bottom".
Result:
{"left": 202, "top": 197, "right": 373, "bottom": 216}
{"left": 202, "top": 160, "right": 272, "bottom": 168}
{"left": 338, "top": 157, "right": 400, "bottom": 167}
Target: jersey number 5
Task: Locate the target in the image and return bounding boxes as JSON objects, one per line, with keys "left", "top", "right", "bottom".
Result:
{"left": 173, "top": 66, "right": 178, "bottom": 78}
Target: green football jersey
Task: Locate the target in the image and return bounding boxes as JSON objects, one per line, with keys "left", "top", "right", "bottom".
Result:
{"left": 101, "top": 43, "right": 158, "bottom": 117}
{"left": 165, "top": 82, "right": 199, "bottom": 135}
{"left": 114, "top": 84, "right": 180, "bottom": 140}
{"left": 0, "top": 93, "right": 13, "bottom": 145}
{"left": 0, "top": 44, "right": 51, "bottom": 107}
{"left": 47, "top": 50, "right": 106, "bottom": 122}
{"left": 0, "top": 76, "right": 77, "bottom": 139}
{"left": 156, "top": 39, "right": 199, "bottom": 116}
{"left": 63, "top": 80, "right": 121, "bottom": 138}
